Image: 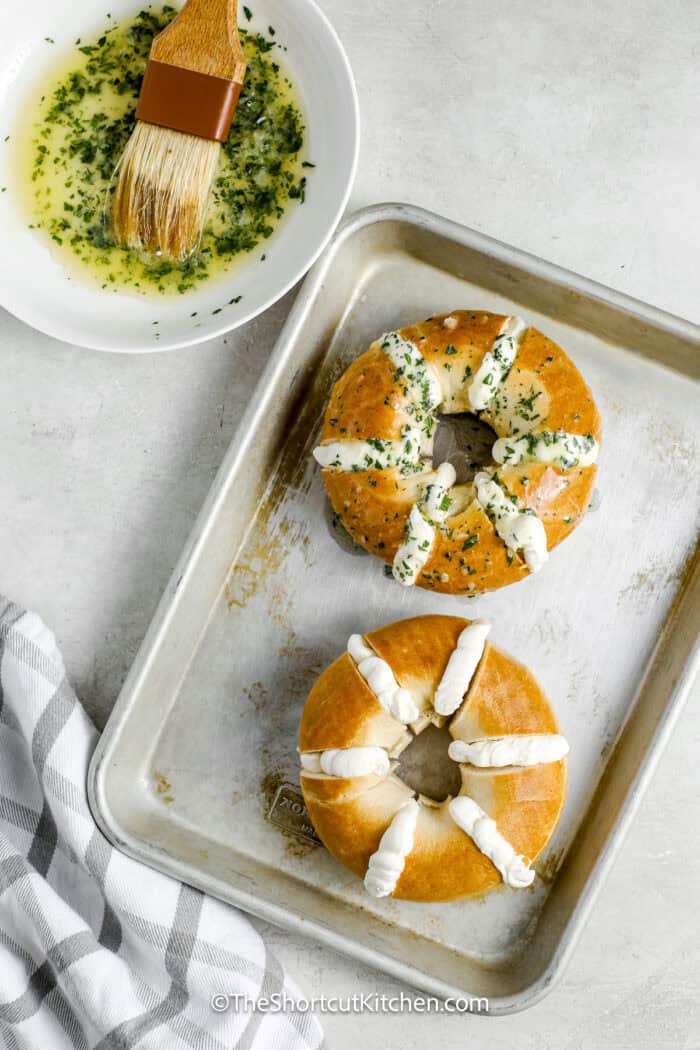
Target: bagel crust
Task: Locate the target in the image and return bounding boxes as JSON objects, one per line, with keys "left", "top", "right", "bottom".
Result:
{"left": 299, "top": 615, "right": 568, "bottom": 903}
{"left": 314, "top": 311, "right": 601, "bottom": 594}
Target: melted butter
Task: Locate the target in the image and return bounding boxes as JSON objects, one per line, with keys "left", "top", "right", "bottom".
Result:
{"left": 13, "top": 7, "right": 308, "bottom": 298}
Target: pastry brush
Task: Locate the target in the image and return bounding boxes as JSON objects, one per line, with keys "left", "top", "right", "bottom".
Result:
{"left": 111, "top": 0, "right": 246, "bottom": 261}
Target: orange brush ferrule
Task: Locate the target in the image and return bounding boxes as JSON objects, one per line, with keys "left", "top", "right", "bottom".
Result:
{"left": 135, "top": 60, "right": 243, "bottom": 142}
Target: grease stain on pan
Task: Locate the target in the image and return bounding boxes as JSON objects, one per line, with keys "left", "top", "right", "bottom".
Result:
{"left": 536, "top": 849, "right": 564, "bottom": 886}
{"left": 564, "top": 663, "right": 588, "bottom": 708}
{"left": 645, "top": 417, "right": 697, "bottom": 469}
{"left": 528, "top": 606, "right": 574, "bottom": 654}
{"left": 225, "top": 519, "right": 299, "bottom": 610}
{"left": 153, "top": 770, "right": 174, "bottom": 804}
{"left": 597, "top": 390, "right": 625, "bottom": 417}
{"left": 589, "top": 686, "right": 606, "bottom": 719}
{"left": 616, "top": 552, "right": 693, "bottom": 615}
{"left": 241, "top": 680, "right": 269, "bottom": 715}
{"left": 224, "top": 335, "right": 352, "bottom": 612}
{"left": 286, "top": 653, "right": 326, "bottom": 697}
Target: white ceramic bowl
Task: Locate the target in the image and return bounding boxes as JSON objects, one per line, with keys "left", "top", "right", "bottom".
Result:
{"left": 0, "top": 0, "right": 358, "bottom": 351}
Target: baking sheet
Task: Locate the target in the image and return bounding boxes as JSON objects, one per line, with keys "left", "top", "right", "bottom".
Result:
{"left": 88, "top": 203, "right": 700, "bottom": 1013}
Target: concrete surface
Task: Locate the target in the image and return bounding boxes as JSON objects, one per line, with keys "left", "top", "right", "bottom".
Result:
{"left": 1, "top": 0, "right": 699, "bottom": 1046}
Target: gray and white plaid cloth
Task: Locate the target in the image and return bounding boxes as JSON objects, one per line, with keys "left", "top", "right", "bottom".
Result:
{"left": 0, "top": 599, "right": 325, "bottom": 1050}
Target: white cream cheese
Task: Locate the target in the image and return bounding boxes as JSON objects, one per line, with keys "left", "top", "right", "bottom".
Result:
{"left": 468, "top": 316, "right": 527, "bottom": 413}
{"left": 313, "top": 426, "right": 422, "bottom": 473}
{"left": 391, "top": 505, "right": 436, "bottom": 586}
{"left": 443, "top": 316, "right": 458, "bottom": 330}
{"left": 347, "top": 633, "right": 374, "bottom": 664}
{"left": 474, "top": 471, "right": 548, "bottom": 573}
{"left": 420, "top": 461, "right": 457, "bottom": 522}
{"left": 449, "top": 796, "right": 534, "bottom": 888}
{"left": 434, "top": 621, "right": 491, "bottom": 716}
{"left": 364, "top": 798, "right": 420, "bottom": 897}
{"left": 347, "top": 635, "right": 419, "bottom": 724}
{"left": 300, "top": 746, "right": 391, "bottom": 778}
{"left": 392, "top": 463, "right": 456, "bottom": 586}
{"left": 449, "top": 734, "right": 569, "bottom": 767}
{"left": 492, "top": 430, "right": 599, "bottom": 470}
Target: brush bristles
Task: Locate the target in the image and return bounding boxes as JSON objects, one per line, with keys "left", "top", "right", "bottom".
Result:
{"left": 111, "top": 122, "right": 220, "bottom": 261}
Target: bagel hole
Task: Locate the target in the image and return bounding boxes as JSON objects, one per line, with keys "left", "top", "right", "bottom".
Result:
{"left": 395, "top": 724, "right": 462, "bottom": 803}
{"left": 433, "top": 414, "right": 498, "bottom": 484}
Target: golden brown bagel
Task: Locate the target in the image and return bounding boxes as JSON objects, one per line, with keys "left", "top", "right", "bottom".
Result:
{"left": 299, "top": 615, "right": 567, "bottom": 903}
{"left": 314, "top": 311, "right": 601, "bottom": 594}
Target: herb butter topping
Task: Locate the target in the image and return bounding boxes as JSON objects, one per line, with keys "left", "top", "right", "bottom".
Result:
{"left": 468, "top": 316, "right": 527, "bottom": 412}
{"left": 364, "top": 799, "right": 420, "bottom": 898}
{"left": 449, "top": 734, "right": 569, "bottom": 767}
{"left": 313, "top": 312, "right": 599, "bottom": 588}
{"left": 449, "top": 796, "right": 534, "bottom": 888}
{"left": 17, "top": 7, "right": 307, "bottom": 296}
{"left": 434, "top": 621, "right": 491, "bottom": 716}
{"left": 474, "top": 471, "right": 548, "bottom": 573}
{"left": 313, "top": 428, "right": 423, "bottom": 474}
{"left": 392, "top": 462, "right": 457, "bottom": 586}
{"left": 492, "top": 430, "right": 598, "bottom": 470}
{"left": 347, "top": 635, "right": 419, "bottom": 724}
{"left": 300, "top": 746, "right": 390, "bottom": 778}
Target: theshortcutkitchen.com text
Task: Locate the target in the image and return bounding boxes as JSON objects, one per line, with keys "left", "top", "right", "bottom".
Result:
{"left": 210, "top": 991, "right": 489, "bottom": 1014}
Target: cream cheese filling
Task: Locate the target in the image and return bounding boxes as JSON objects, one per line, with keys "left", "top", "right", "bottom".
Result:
{"left": 468, "top": 316, "right": 527, "bottom": 413}
{"left": 449, "top": 796, "right": 534, "bottom": 888}
{"left": 392, "top": 462, "right": 457, "bottom": 586}
{"left": 313, "top": 427, "right": 422, "bottom": 473}
{"left": 364, "top": 798, "right": 420, "bottom": 897}
{"left": 434, "top": 621, "right": 491, "bottom": 716}
{"left": 492, "top": 430, "right": 599, "bottom": 470}
{"left": 347, "top": 634, "right": 419, "bottom": 724}
{"left": 300, "top": 746, "right": 391, "bottom": 778}
{"left": 474, "top": 471, "right": 548, "bottom": 573}
{"left": 449, "top": 734, "right": 569, "bottom": 767}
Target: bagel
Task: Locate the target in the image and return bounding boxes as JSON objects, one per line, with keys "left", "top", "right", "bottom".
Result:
{"left": 313, "top": 310, "right": 601, "bottom": 594}
{"left": 299, "top": 615, "right": 568, "bottom": 903}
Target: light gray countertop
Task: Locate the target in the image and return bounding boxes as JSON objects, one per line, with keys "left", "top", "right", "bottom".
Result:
{"left": 1, "top": 0, "right": 698, "bottom": 1046}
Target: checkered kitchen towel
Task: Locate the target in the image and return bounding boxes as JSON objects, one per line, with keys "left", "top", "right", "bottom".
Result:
{"left": 0, "top": 599, "right": 325, "bottom": 1050}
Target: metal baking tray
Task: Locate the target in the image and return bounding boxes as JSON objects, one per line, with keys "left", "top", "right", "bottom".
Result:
{"left": 88, "top": 203, "right": 700, "bottom": 1014}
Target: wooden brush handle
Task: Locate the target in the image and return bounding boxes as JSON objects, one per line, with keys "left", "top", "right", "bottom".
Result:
{"left": 150, "top": 0, "right": 247, "bottom": 83}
